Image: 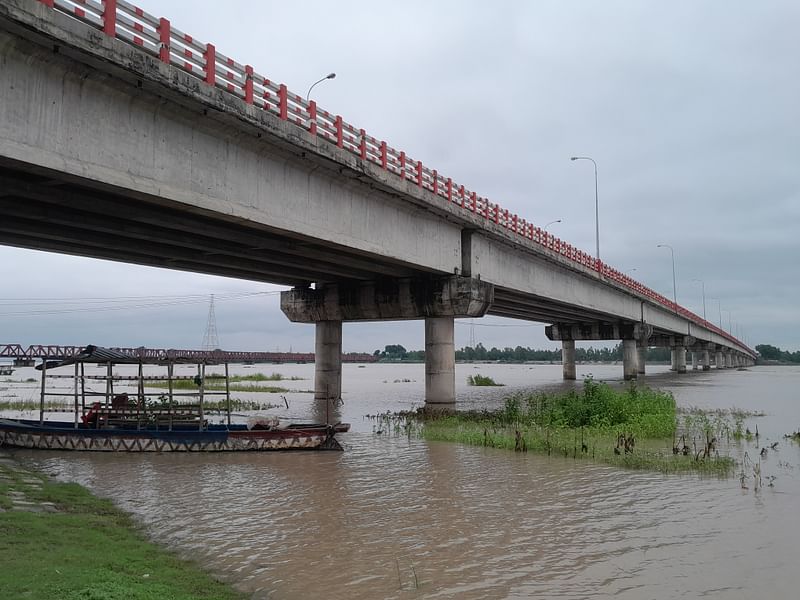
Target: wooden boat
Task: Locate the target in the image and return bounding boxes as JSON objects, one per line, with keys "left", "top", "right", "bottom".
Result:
{"left": 0, "top": 345, "right": 343, "bottom": 452}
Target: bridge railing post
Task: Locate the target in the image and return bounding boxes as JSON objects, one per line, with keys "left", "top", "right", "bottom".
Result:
{"left": 158, "top": 18, "right": 170, "bottom": 63}
{"left": 244, "top": 65, "right": 254, "bottom": 104}
{"left": 204, "top": 43, "right": 216, "bottom": 86}
{"left": 278, "top": 84, "right": 288, "bottom": 120}
{"left": 103, "top": 0, "right": 117, "bottom": 36}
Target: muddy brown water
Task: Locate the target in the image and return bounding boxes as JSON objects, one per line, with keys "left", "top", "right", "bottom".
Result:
{"left": 5, "top": 363, "right": 800, "bottom": 599}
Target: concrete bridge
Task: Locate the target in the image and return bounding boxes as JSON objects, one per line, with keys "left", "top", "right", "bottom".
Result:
{"left": 0, "top": 0, "right": 755, "bottom": 405}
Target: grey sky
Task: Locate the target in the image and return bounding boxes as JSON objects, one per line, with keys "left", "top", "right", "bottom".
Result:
{"left": 1, "top": 0, "right": 798, "bottom": 352}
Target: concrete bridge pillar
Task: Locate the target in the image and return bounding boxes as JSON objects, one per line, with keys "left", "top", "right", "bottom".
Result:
{"left": 670, "top": 348, "right": 678, "bottom": 371}
{"left": 425, "top": 317, "right": 455, "bottom": 405}
{"left": 691, "top": 352, "right": 699, "bottom": 370}
{"left": 562, "top": 340, "right": 576, "bottom": 380}
{"left": 637, "top": 341, "right": 647, "bottom": 375}
{"left": 315, "top": 320, "right": 342, "bottom": 400}
{"left": 728, "top": 352, "right": 735, "bottom": 368}
{"left": 622, "top": 339, "right": 638, "bottom": 380}
{"left": 702, "top": 348, "right": 711, "bottom": 371}
{"left": 281, "top": 275, "right": 493, "bottom": 406}
{"left": 674, "top": 346, "right": 687, "bottom": 373}
{"left": 716, "top": 350, "right": 725, "bottom": 369}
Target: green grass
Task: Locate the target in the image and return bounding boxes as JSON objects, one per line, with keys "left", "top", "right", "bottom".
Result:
{"left": 466, "top": 374, "right": 503, "bottom": 386}
{"left": 380, "top": 379, "right": 736, "bottom": 475}
{"left": 143, "top": 381, "right": 308, "bottom": 393}
{"left": 206, "top": 372, "right": 304, "bottom": 382}
{"left": 0, "top": 463, "right": 245, "bottom": 600}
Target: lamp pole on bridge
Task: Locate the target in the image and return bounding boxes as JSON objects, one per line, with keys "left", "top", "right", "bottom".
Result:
{"left": 657, "top": 244, "right": 678, "bottom": 311}
{"left": 543, "top": 219, "right": 562, "bottom": 231}
{"left": 569, "top": 156, "right": 599, "bottom": 262}
{"left": 306, "top": 72, "right": 336, "bottom": 101}
{"left": 710, "top": 298, "right": 723, "bottom": 329}
{"left": 692, "top": 278, "right": 707, "bottom": 321}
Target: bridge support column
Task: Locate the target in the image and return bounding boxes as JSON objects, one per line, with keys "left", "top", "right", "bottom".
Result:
{"left": 670, "top": 348, "right": 678, "bottom": 371}
{"left": 622, "top": 339, "right": 638, "bottom": 380}
{"left": 726, "top": 352, "right": 734, "bottom": 368}
{"left": 562, "top": 340, "right": 576, "bottom": 380}
{"left": 674, "top": 346, "right": 687, "bottom": 373}
{"left": 425, "top": 317, "right": 455, "bottom": 405}
{"left": 716, "top": 350, "right": 725, "bottom": 369}
{"left": 314, "top": 320, "right": 342, "bottom": 401}
{"left": 691, "top": 352, "right": 699, "bottom": 370}
{"left": 702, "top": 348, "right": 710, "bottom": 371}
{"left": 637, "top": 341, "right": 647, "bottom": 375}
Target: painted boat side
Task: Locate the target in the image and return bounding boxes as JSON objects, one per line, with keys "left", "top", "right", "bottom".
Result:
{"left": 0, "top": 419, "right": 341, "bottom": 452}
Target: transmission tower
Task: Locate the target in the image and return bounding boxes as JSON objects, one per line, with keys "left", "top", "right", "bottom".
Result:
{"left": 469, "top": 319, "right": 476, "bottom": 347}
{"left": 201, "top": 294, "right": 221, "bottom": 351}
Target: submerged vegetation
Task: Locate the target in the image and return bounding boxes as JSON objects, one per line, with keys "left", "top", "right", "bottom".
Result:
{"left": 373, "top": 379, "right": 738, "bottom": 475}
{"left": 467, "top": 374, "right": 503, "bottom": 387}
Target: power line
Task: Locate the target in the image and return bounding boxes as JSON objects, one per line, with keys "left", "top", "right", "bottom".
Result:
{"left": 0, "top": 291, "right": 280, "bottom": 317}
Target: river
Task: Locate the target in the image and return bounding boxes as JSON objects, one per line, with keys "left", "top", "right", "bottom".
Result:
{"left": 4, "top": 362, "right": 800, "bottom": 599}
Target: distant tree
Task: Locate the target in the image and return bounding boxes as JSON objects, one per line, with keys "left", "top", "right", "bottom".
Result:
{"left": 755, "top": 344, "right": 782, "bottom": 360}
{"left": 383, "top": 344, "right": 408, "bottom": 360}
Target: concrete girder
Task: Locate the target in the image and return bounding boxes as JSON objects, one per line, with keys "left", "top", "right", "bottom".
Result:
{"left": 281, "top": 276, "right": 493, "bottom": 323}
{"left": 545, "top": 322, "right": 653, "bottom": 342}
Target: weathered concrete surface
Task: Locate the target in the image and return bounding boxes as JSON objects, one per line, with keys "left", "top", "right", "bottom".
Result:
{"left": 545, "top": 322, "right": 652, "bottom": 342}
{"left": 675, "top": 346, "right": 687, "bottom": 374}
{"left": 281, "top": 276, "right": 493, "bottom": 322}
{"left": 425, "top": 317, "right": 455, "bottom": 404}
{"left": 314, "top": 321, "right": 342, "bottom": 400}
{"left": 622, "top": 339, "right": 638, "bottom": 380}
{"left": 637, "top": 342, "right": 647, "bottom": 375}
{"left": 562, "top": 340, "right": 576, "bottom": 380}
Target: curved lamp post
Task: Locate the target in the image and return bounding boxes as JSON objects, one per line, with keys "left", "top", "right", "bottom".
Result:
{"left": 657, "top": 243, "right": 677, "bottom": 310}
{"left": 543, "top": 219, "right": 561, "bottom": 231}
{"left": 306, "top": 72, "right": 336, "bottom": 101}
{"left": 570, "top": 156, "right": 599, "bottom": 261}
{"left": 692, "top": 278, "right": 707, "bottom": 321}
{"left": 710, "top": 297, "right": 723, "bottom": 329}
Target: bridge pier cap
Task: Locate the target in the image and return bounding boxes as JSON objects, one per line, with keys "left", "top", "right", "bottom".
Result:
{"left": 281, "top": 276, "right": 493, "bottom": 322}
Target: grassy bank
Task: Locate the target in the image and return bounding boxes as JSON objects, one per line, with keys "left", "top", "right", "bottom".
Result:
{"left": 0, "top": 458, "right": 245, "bottom": 600}
{"left": 385, "top": 380, "right": 736, "bottom": 475}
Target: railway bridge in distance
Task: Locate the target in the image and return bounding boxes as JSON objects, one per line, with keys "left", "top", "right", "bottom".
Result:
{"left": 0, "top": 0, "right": 756, "bottom": 406}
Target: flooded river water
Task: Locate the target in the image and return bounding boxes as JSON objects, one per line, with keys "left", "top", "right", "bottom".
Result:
{"left": 4, "top": 363, "right": 800, "bottom": 599}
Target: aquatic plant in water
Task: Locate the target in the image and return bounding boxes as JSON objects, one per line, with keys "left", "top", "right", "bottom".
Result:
{"left": 372, "top": 379, "right": 736, "bottom": 475}
{"left": 466, "top": 374, "right": 503, "bottom": 386}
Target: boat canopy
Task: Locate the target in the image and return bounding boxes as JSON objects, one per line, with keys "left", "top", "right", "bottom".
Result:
{"left": 35, "top": 345, "right": 221, "bottom": 369}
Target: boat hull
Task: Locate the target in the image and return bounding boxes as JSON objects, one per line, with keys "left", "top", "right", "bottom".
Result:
{"left": 0, "top": 420, "right": 342, "bottom": 452}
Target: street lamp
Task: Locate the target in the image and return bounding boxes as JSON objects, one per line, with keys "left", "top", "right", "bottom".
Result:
{"left": 692, "top": 278, "right": 706, "bottom": 321}
{"left": 710, "top": 298, "right": 723, "bottom": 329}
{"left": 657, "top": 244, "right": 677, "bottom": 309}
{"left": 306, "top": 72, "right": 336, "bottom": 101}
{"left": 543, "top": 219, "right": 561, "bottom": 231}
{"left": 570, "top": 156, "right": 599, "bottom": 261}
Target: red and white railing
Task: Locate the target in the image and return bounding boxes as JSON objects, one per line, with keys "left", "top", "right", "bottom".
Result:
{"left": 34, "top": 0, "right": 752, "bottom": 355}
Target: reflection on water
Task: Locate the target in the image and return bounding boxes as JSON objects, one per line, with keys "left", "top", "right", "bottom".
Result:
{"left": 10, "top": 364, "right": 800, "bottom": 599}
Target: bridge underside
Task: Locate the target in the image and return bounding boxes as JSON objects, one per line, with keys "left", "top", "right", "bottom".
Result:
{"left": 0, "top": 160, "right": 423, "bottom": 287}
{"left": 0, "top": 160, "right": 649, "bottom": 328}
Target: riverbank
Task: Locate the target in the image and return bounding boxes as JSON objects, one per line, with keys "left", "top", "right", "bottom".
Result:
{"left": 0, "top": 450, "right": 245, "bottom": 600}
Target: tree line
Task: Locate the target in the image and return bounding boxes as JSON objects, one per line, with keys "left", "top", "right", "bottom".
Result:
{"left": 755, "top": 344, "right": 800, "bottom": 363}
{"left": 373, "top": 343, "right": 672, "bottom": 362}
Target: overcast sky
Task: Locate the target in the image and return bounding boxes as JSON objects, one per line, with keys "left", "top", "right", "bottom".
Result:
{"left": 1, "top": 0, "right": 798, "bottom": 353}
